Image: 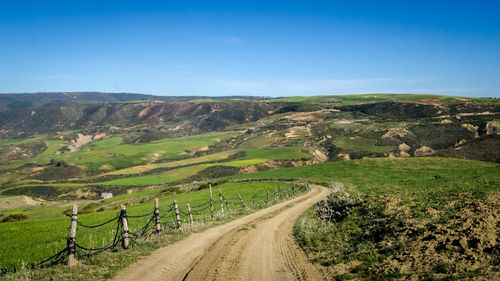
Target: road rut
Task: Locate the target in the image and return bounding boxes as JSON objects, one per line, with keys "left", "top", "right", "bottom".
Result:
{"left": 112, "top": 185, "right": 329, "bottom": 281}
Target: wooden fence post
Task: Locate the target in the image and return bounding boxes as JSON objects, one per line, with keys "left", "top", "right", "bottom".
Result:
{"left": 218, "top": 189, "right": 225, "bottom": 217}
{"left": 68, "top": 204, "right": 77, "bottom": 266}
{"left": 252, "top": 193, "right": 256, "bottom": 207}
{"left": 221, "top": 190, "right": 231, "bottom": 212}
{"left": 209, "top": 184, "right": 214, "bottom": 220}
{"left": 121, "top": 205, "right": 130, "bottom": 249}
{"left": 174, "top": 200, "right": 181, "bottom": 229}
{"left": 275, "top": 187, "right": 279, "bottom": 201}
{"left": 267, "top": 189, "right": 270, "bottom": 204}
{"left": 292, "top": 184, "right": 295, "bottom": 195}
{"left": 288, "top": 186, "right": 292, "bottom": 197}
{"left": 238, "top": 193, "right": 246, "bottom": 208}
{"left": 154, "top": 198, "right": 161, "bottom": 232}
{"left": 187, "top": 203, "right": 194, "bottom": 225}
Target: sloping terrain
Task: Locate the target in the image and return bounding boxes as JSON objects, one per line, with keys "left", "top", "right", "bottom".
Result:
{"left": 0, "top": 93, "right": 498, "bottom": 202}
{"left": 0, "top": 118, "right": 498, "bottom": 281}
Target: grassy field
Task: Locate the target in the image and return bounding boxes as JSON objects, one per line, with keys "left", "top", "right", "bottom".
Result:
{"left": 60, "top": 132, "right": 238, "bottom": 171}
{"left": 5, "top": 132, "right": 238, "bottom": 171}
{"left": 1, "top": 157, "right": 497, "bottom": 279}
{"left": 228, "top": 157, "right": 498, "bottom": 199}
{"left": 227, "top": 157, "right": 500, "bottom": 279}
{"left": 94, "top": 147, "right": 311, "bottom": 186}
{"left": 0, "top": 180, "right": 301, "bottom": 270}
{"left": 100, "top": 152, "right": 232, "bottom": 176}
{"left": 268, "top": 94, "right": 475, "bottom": 105}
{"left": 97, "top": 165, "right": 211, "bottom": 186}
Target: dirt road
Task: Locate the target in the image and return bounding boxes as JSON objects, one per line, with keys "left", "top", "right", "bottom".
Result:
{"left": 112, "top": 185, "right": 330, "bottom": 281}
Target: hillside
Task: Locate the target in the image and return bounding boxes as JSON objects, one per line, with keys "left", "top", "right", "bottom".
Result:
{"left": 0, "top": 93, "right": 498, "bottom": 201}
{"left": 0, "top": 92, "right": 269, "bottom": 109}
{"left": 0, "top": 93, "right": 498, "bottom": 280}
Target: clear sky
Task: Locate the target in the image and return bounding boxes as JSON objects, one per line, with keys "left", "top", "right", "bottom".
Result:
{"left": 0, "top": 0, "right": 499, "bottom": 97}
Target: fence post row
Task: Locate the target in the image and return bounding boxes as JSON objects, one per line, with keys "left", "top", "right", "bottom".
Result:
{"left": 121, "top": 205, "right": 130, "bottom": 249}
{"left": 41, "top": 180, "right": 312, "bottom": 271}
{"left": 209, "top": 184, "right": 214, "bottom": 220}
{"left": 187, "top": 203, "right": 194, "bottom": 225}
{"left": 238, "top": 193, "right": 246, "bottom": 208}
{"left": 174, "top": 200, "right": 182, "bottom": 229}
{"left": 219, "top": 189, "right": 225, "bottom": 217}
{"left": 154, "top": 198, "right": 161, "bottom": 232}
{"left": 67, "top": 204, "right": 78, "bottom": 266}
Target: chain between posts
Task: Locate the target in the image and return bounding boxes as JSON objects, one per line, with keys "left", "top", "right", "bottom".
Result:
{"left": 10, "top": 181, "right": 310, "bottom": 275}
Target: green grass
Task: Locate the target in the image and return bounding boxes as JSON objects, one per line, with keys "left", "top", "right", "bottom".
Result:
{"left": 223, "top": 157, "right": 499, "bottom": 279}
{"left": 29, "top": 140, "right": 67, "bottom": 163}
{"left": 0, "top": 180, "right": 299, "bottom": 270}
{"left": 7, "top": 132, "right": 238, "bottom": 171}
{"left": 100, "top": 151, "right": 232, "bottom": 176}
{"left": 97, "top": 165, "right": 210, "bottom": 186}
{"left": 1, "top": 157, "right": 497, "bottom": 279}
{"left": 0, "top": 135, "right": 43, "bottom": 147}
{"left": 268, "top": 94, "right": 475, "bottom": 105}
{"left": 237, "top": 135, "right": 278, "bottom": 149}
{"left": 65, "top": 132, "right": 238, "bottom": 171}
{"left": 187, "top": 99, "right": 256, "bottom": 103}
{"left": 229, "top": 157, "right": 499, "bottom": 201}
{"left": 241, "top": 147, "right": 309, "bottom": 160}
{"left": 95, "top": 147, "right": 311, "bottom": 186}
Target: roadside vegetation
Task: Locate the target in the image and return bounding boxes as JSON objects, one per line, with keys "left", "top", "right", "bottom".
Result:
{"left": 268, "top": 158, "right": 499, "bottom": 280}
{"left": 0, "top": 180, "right": 304, "bottom": 275}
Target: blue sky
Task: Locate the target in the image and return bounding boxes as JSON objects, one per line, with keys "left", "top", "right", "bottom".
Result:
{"left": 0, "top": 0, "right": 499, "bottom": 97}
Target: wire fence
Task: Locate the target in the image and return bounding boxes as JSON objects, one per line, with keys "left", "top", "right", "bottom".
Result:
{"left": 1, "top": 180, "right": 309, "bottom": 275}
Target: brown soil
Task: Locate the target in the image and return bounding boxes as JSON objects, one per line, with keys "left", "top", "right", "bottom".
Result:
{"left": 414, "top": 145, "right": 435, "bottom": 156}
{"left": 0, "top": 196, "right": 44, "bottom": 212}
{"left": 379, "top": 192, "right": 500, "bottom": 280}
{"left": 285, "top": 111, "right": 323, "bottom": 122}
{"left": 112, "top": 185, "right": 330, "bottom": 281}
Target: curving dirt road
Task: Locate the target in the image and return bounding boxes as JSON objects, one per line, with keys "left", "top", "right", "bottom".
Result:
{"left": 112, "top": 185, "right": 330, "bottom": 281}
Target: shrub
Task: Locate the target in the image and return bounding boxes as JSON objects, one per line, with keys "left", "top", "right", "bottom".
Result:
{"left": 1, "top": 214, "right": 28, "bottom": 223}
{"left": 316, "top": 191, "right": 363, "bottom": 222}
{"left": 81, "top": 202, "right": 100, "bottom": 214}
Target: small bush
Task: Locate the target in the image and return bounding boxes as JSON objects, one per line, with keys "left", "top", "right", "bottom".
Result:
{"left": 316, "top": 191, "right": 363, "bottom": 222}
{"left": 1, "top": 214, "right": 28, "bottom": 223}
{"left": 63, "top": 208, "right": 72, "bottom": 216}
{"left": 81, "top": 202, "right": 100, "bottom": 214}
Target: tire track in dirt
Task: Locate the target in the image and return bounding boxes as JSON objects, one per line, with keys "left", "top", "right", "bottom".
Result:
{"left": 112, "top": 185, "right": 329, "bottom": 281}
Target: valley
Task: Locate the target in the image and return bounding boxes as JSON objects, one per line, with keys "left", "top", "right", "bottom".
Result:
{"left": 0, "top": 93, "right": 498, "bottom": 280}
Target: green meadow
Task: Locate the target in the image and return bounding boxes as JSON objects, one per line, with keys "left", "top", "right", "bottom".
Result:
{"left": 96, "top": 147, "right": 311, "bottom": 186}
{"left": 268, "top": 94, "right": 473, "bottom": 105}
{"left": 6, "top": 132, "right": 238, "bottom": 171}
{"left": 0, "top": 180, "right": 300, "bottom": 269}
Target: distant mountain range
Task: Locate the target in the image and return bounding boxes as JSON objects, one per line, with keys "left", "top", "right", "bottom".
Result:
{"left": 0, "top": 92, "right": 270, "bottom": 109}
